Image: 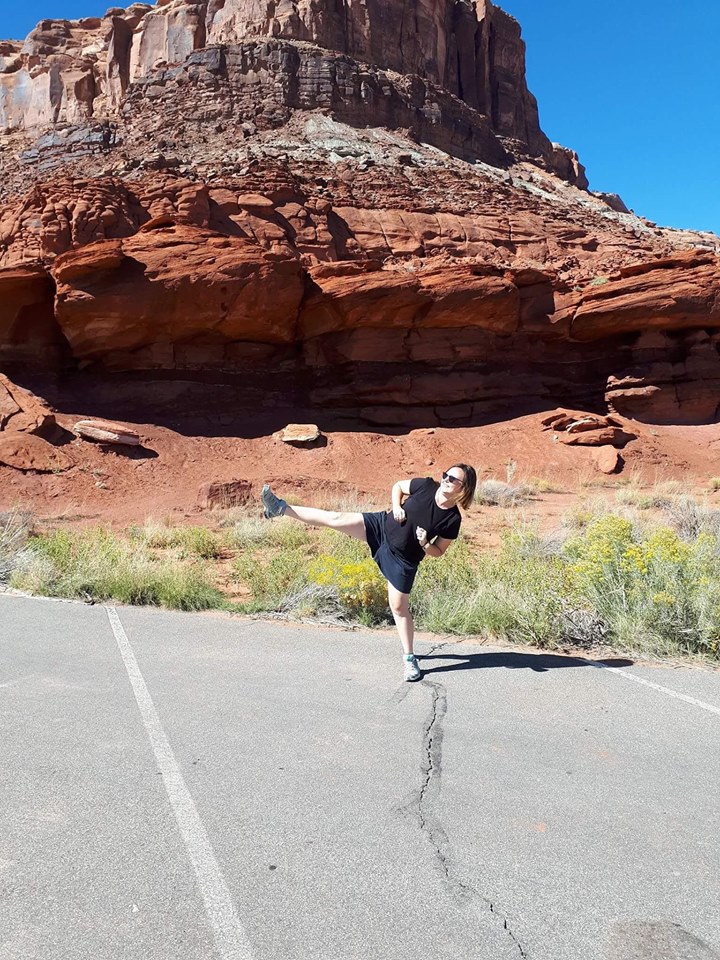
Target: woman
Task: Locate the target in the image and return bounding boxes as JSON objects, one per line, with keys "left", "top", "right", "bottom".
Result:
{"left": 261, "top": 464, "right": 477, "bottom": 682}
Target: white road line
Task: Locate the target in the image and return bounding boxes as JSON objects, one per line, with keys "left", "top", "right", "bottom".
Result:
{"left": 590, "top": 660, "right": 720, "bottom": 717}
{"left": 106, "top": 606, "right": 253, "bottom": 960}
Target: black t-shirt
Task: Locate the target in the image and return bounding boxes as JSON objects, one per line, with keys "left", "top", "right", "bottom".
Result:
{"left": 384, "top": 477, "right": 462, "bottom": 565}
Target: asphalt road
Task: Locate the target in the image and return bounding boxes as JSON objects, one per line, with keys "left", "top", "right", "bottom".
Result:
{"left": 1, "top": 593, "right": 719, "bottom": 960}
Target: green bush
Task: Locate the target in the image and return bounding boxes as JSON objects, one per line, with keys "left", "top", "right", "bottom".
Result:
{"left": 12, "top": 528, "right": 223, "bottom": 611}
{"left": 563, "top": 515, "right": 720, "bottom": 656}
{"left": 129, "top": 521, "right": 223, "bottom": 559}
{"left": 232, "top": 546, "right": 310, "bottom": 610}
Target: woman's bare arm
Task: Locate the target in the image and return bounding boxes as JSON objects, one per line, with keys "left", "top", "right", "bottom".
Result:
{"left": 416, "top": 533, "right": 453, "bottom": 558}
{"left": 391, "top": 479, "right": 413, "bottom": 521}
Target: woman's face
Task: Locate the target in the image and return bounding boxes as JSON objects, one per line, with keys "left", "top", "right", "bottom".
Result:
{"left": 440, "top": 467, "right": 465, "bottom": 499}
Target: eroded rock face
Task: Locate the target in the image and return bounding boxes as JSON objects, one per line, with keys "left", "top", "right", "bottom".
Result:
{"left": 0, "top": 264, "right": 66, "bottom": 371}
{"left": 0, "top": 374, "right": 68, "bottom": 472}
{"left": 51, "top": 221, "right": 306, "bottom": 367}
{"left": 571, "top": 253, "right": 720, "bottom": 341}
{"left": 0, "top": 163, "right": 718, "bottom": 425}
{"left": 0, "top": 0, "right": 584, "bottom": 185}
{"left": 204, "top": 0, "right": 538, "bottom": 141}
{"left": 0, "top": 3, "right": 718, "bottom": 429}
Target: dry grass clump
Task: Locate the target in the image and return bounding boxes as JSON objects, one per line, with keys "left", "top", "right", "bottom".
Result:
{"left": 0, "top": 509, "right": 33, "bottom": 583}
{"left": 128, "top": 520, "right": 223, "bottom": 559}
{"left": 474, "top": 479, "right": 533, "bottom": 507}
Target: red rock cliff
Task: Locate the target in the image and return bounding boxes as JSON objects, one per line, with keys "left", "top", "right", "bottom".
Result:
{"left": 0, "top": 1, "right": 718, "bottom": 429}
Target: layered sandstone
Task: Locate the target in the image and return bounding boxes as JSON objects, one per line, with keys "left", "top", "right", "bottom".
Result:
{"left": 0, "top": 0, "right": 584, "bottom": 188}
{"left": 0, "top": 1, "right": 718, "bottom": 432}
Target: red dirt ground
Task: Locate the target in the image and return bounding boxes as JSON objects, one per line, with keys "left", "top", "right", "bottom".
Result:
{"left": 3, "top": 408, "right": 720, "bottom": 530}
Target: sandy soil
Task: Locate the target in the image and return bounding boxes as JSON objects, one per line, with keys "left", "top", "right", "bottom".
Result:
{"left": 3, "top": 406, "right": 720, "bottom": 531}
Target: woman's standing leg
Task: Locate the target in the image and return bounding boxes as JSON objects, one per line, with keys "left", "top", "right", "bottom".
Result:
{"left": 387, "top": 582, "right": 422, "bottom": 681}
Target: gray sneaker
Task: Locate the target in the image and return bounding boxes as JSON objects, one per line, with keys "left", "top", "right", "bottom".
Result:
{"left": 404, "top": 656, "right": 422, "bottom": 682}
{"left": 261, "top": 484, "right": 287, "bottom": 519}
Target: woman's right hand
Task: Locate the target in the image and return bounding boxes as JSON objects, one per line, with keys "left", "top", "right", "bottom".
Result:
{"left": 393, "top": 506, "right": 406, "bottom": 523}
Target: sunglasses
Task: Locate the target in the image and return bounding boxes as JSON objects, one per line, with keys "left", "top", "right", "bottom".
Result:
{"left": 442, "top": 472, "right": 463, "bottom": 486}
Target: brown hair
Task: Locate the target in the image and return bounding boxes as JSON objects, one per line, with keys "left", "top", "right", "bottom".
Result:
{"left": 447, "top": 463, "right": 477, "bottom": 510}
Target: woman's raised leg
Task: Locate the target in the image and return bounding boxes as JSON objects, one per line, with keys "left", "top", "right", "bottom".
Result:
{"left": 262, "top": 482, "right": 367, "bottom": 540}
{"left": 285, "top": 504, "right": 367, "bottom": 541}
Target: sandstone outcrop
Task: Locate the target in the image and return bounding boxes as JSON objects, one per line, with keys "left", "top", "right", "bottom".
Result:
{"left": 570, "top": 253, "right": 720, "bottom": 341}
{"left": 542, "top": 410, "right": 637, "bottom": 449}
{"left": 51, "top": 221, "right": 306, "bottom": 367}
{"left": 0, "top": 0, "right": 582, "bottom": 183}
{"left": 0, "top": 1, "right": 719, "bottom": 432}
{"left": 0, "top": 434, "right": 72, "bottom": 472}
{"left": 197, "top": 479, "right": 253, "bottom": 508}
{"left": 0, "top": 374, "right": 70, "bottom": 472}
{"left": 0, "top": 374, "right": 56, "bottom": 436}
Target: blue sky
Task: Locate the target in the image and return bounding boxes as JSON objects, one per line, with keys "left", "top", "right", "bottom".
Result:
{"left": 2, "top": 1, "right": 718, "bottom": 235}
{"left": 500, "top": 0, "right": 720, "bottom": 235}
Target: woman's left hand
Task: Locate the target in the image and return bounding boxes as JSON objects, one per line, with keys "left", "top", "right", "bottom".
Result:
{"left": 416, "top": 526, "right": 428, "bottom": 547}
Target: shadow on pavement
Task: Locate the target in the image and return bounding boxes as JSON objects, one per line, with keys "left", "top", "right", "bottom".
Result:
{"left": 417, "top": 651, "right": 634, "bottom": 674}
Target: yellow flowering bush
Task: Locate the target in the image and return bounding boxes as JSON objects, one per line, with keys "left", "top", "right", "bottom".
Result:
{"left": 563, "top": 516, "right": 720, "bottom": 654}
{"left": 308, "top": 555, "right": 388, "bottom": 624}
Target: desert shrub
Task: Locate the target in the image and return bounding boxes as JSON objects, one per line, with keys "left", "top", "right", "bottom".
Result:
{"left": 12, "top": 528, "right": 223, "bottom": 611}
{"left": 129, "top": 521, "right": 223, "bottom": 559}
{"left": 563, "top": 516, "right": 720, "bottom": 656}
{"left": 412, "top": 537, "right": 573, "bottom": 646}
{"left": 526, "top": 477, "right": 562, "bottom": 494}
{"left": 662, "top": 496, "right": 720, "bottom": 541}
{"left": 0, "top": 509, "right": 32, "bottom": 582}
{"left": 614, "top": 489, "right": 673, "bottom": 511}
{"left": 233, "top": 547, "right": 310, "bottom": 610}
{"left": 307, "top": 555, "right": 388, "bottom": 625}
{"left": 224, "top": 514, "right": 316, "bottom": 550}
{"left": 475, "top": 480, "right": 532, "bottom": 507}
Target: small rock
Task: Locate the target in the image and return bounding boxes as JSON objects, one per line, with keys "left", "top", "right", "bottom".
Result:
{"left": 595, "top": 446, "right": 621, "bottom": 474}
{"left": 73, "top": 419, "right": 141, "bottom": 446}
{"left": 280, "top": 424, "right": 321, "bottom": 443}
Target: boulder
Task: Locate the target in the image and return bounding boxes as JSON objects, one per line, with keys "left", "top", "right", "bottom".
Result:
{"left": 595, "top": 446, "right": 621, "bottom": 474}
{"left": 73, "top": 420, "right": 141, "bottom": 445}
{"left": 0, "top": 375, "right": 56, "bottom": 436}
{"left": 0, "top": 434, "right": 72, "bottom": 473}
{"left": 280, "top": 424, "right": 321, "bottom": 443}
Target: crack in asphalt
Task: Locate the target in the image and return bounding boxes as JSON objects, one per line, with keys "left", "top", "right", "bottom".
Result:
{"left": 396, "top": 673, "right": 529, "bottom": 959}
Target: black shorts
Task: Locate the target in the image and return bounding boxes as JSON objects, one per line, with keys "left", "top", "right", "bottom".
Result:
{"left": 362, "top": 511, "right": 419, "bottom": 594}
